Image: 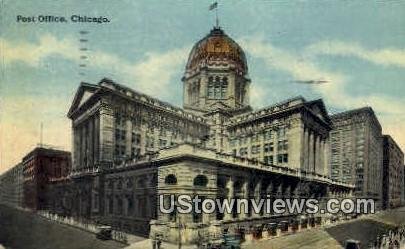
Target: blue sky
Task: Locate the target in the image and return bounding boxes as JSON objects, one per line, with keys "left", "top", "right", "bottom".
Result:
{"left": 1, "top": 0, "right": 405, "bottom": 173}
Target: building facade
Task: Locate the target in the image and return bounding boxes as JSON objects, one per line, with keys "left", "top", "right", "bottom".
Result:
{"left": 330, "top": 107, "right": 383, "bottom": 204}
{"left": 22, "top": 146, "right": 71, "bottom": 210}
{"left": 0, "top": 163, "right": 23, "bottom": 208}
{"left": 382, "top": 135, "right": 404, "bottom": 209}
{"left": 66, "top": 27, "right": 353, "bottom": 244}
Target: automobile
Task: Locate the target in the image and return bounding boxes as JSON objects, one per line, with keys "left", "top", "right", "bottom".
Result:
{"left": 96, "top": 226, "right": 112, "bottom": 240}
{"left": 344, "top": 239, "right": 361, "bottom": 249}
{"left": 223, "top": 234, "right": 241, "bottom": 249}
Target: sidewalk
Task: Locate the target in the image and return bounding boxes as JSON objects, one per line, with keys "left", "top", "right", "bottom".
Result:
{"left": 125, "top": 239, "right": 198, "bottom": 249}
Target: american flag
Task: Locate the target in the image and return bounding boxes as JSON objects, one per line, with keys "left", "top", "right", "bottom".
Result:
{"left": 209, "top": 2, "right": 218, "bottom": 11}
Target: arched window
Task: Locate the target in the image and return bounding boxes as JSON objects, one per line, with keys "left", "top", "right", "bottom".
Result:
{"left": 108, "top": 197, "right": 113, "bottom": 214}
{"left": 221, "top": 77, "right": 228, "bottom": 99}
{"left": 214, "top": 76, "right": 221, "bottom": 99}
{"left": 137, "top": 179, "right": 146, "bottom": 188}
{"left": 117, "top": 180, "right": 123, "bottom": 190}
{"left": 108, "top": 180, "right": 114, "bottom": 189}
{"left": 165, "top": 174, "right": 177, "bottom": 185}
{"left": 207, "top": 77, "right": 214, "bottom": 98}
{"left": 126, "top": 178, "right": 133, "bottom": 189}
{"left": 193, "top": 175, "right": 208, "bottom": 187}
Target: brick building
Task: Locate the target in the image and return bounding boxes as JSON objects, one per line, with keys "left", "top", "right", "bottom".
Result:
{"left": 382, "top": 135, "right": 404, "bottom": 209}
{"left": 22, "top": 146, "right": 71, "bottom": 210}
{"left": 330, "top": 107, "right": 383, "bottom": 204}
{"left": 0, "top": 163, "right": 23, "bottom": 208}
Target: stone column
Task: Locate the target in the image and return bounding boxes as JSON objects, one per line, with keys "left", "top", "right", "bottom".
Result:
{"left": 94, "top": 115, "right": 100, "bottom": 164}
{"left": 319, "top": 138, "right": 325, "bottom": 175}
{"left": 81, "top": 124, "right": 87, "bottom": 168}
{"left": 225, "top": 177, "right": 234, "bottom": 220}
{"left": 299, "top": 124, "right": 305, "bottom": 170}
{"left": 126, "top": 119, "right": 132, "bottom": 157}
{"left": 315, "top": 135, "right": 321, "bottom": 174}
{"left": 73, "top": 126, "right": 80, "bottom": 170}
{"left": 239, "top": 180, "right": 249, "bottom": 219}
{"left": 303, "top": 127, "right": 309, "bottom": 172}
{"left": 88, "top": 117, "right": 94, "bottom": 167}
{"left": 309, "top": 131, "right": 315, "bottom": 173}
{"left": 324, "top": 138, "right": 330, "bottom": 177}
{"left": 254, "top": 181, "right": 262, "bottom": 218}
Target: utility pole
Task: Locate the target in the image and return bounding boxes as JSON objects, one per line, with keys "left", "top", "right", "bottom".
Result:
{"left": 40, "top": 122, "right": 43, "bottom": 147}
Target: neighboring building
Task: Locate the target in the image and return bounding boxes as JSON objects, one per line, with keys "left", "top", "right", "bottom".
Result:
{"left": 22, "top": 146, "right": 71, "bottom": 210}
{"left": 382, "top": 135, "right": 404, "bottom": 209}
{"left": 401, "top": 165, "right": 405, "bottom": 206}
{"left": 330, "top": 107, "right": 383, "bottom": 203}
{"left": 0, "top": 163, "right": 23, "bottom": 208}
{"left": 66, "top": 26, "right": 353, "bottom": 243}
{"left": 402, "top": 164, "right": 405, "bottom": 206}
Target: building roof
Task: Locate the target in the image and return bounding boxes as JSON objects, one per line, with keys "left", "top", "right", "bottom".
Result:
{"left": 185, "top": 27, "right": 248, "bottom": 76}
{"left": 67, "top": 78, "right": 208, "bottom": 125}
{"left": 331, "top": 106, "right": 374, "bottom": 119}
{"left": 383, "top": 134, "right": 404, "bottom": 156}
{"left": 22, "top": 146, "right": 71, "bottom": 163}
{"left": 229, "top": 96, "right": 331, "bottom": 127}
{"left": 331, "top": 106, "right": 382, "bottom": 131}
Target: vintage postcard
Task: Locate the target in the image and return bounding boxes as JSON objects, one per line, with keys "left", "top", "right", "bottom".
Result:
{"left": 1, "top": 1, "right": 404, "bottom": 249}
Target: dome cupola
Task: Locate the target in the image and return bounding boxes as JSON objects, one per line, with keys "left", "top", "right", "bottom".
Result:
{"left": 183, "top": 27, "right": 251, "bottom": 115}
{"left": 184, "top": 27, "right": 248, "bottom": 77}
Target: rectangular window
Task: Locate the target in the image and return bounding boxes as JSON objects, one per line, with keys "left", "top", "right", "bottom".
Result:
{"left": 239, "top": 147, "right": 248, "bottom": 156}
{"left": 264, "top": 142, "right": 274, "bottom": 153}
{"left": 264, "top": 130, "right": 273, "bottom": 140}
{"left": 251, "top": 145, "right": 260, "bottom": 154}
{"left": 277, "top": 127, "right": 287, "bottom": 138}
{"left": 277, "top": 153, "right": 288, "bottom": 164}
{"left": 264, "top": 155, "right": 273, "bottom": 165}
{"left": 277, "top": 140, "right": 288, "bottom": 151}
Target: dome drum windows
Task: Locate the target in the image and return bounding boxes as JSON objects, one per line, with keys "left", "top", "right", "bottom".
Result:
{"left": 165, "top": 174, "right": 177, "bottom": 185}
{"left": 187, "top": 80, "right": 200, "bottom": 105}
{"left": 207, "top": 76, "right": 228, "bottom": 100}
{"left": 193, "top": 175, "right": 208, "bottom": 187}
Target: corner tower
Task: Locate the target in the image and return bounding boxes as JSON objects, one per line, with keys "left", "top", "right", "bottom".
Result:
{"left": 182, "top": 27, "right": 251, "bottom": 115}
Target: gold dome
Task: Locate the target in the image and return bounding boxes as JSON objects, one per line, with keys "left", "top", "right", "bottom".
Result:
{"left": 185, "top": 27, "right": 248, "bottom": 75}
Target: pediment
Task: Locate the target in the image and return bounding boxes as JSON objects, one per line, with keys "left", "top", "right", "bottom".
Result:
{"left": 306, "top": 99, "right": 330, "bottom": 124}
{"left": 67, "top": 83, "right": 99, "bottom": 117}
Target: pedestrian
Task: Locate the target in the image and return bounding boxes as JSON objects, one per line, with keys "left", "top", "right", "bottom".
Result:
{"left": 157, "top": 239, "right": 162, "bottom": 249}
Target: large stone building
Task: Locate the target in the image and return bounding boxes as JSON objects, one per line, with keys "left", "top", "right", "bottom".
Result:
{"left": 0, "top": 163, "right": 23, "bottom": 208}
{"left": 67, "top": 27, "right": 353, "bottom": 244}
{"left": 22, "top": 146, "right": 71, "bottom": 210}
{"left": 330, "top": 107, "right": 383, "bottom": 204}
{"left": 382, "top": 135, "right": 404, "bottom": 209}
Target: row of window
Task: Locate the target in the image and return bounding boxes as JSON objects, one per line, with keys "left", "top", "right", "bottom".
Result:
{"left": 233, "top": 140, "right": 288, "bottom": 156}
{"left": 229, "top": 128, "right": 288, "bottom": 147}
{"left": 164, "top": 174, "right": 208, "bottom": 187}
{"left": 263, "top": 154, "right": 289, "bottom": 164}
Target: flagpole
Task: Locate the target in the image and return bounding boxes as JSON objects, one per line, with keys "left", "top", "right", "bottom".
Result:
{"left": 215, "top": 6, "right": 219, "bottom": 28}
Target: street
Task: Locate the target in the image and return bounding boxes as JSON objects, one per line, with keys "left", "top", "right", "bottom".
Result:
{"left": 243, "top": 207, "right": 405, "bottom": 249}
{"left": 0, "top": 205, "right": 126, "bottom": 249}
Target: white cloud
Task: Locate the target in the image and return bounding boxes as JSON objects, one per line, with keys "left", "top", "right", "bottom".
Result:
{"left": 0, "top": 34, "right": 189, "bottom": 172}
{"left": 1, "top": 34, "right": 81, "bottom": 67}
{"left": 1, "top": 34, "right": 189, "bottom": 98}
{"left": 129, "top": 48, "right": 188, "bottom": 97}
{"left": 240, "top": 36, "right": 346, "bottom": 85}
{"left": 240, "top": 36, "right": 405, "bottom": 151}
{"left": 307, "top": 40, "right": 405, "bottom": 68}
